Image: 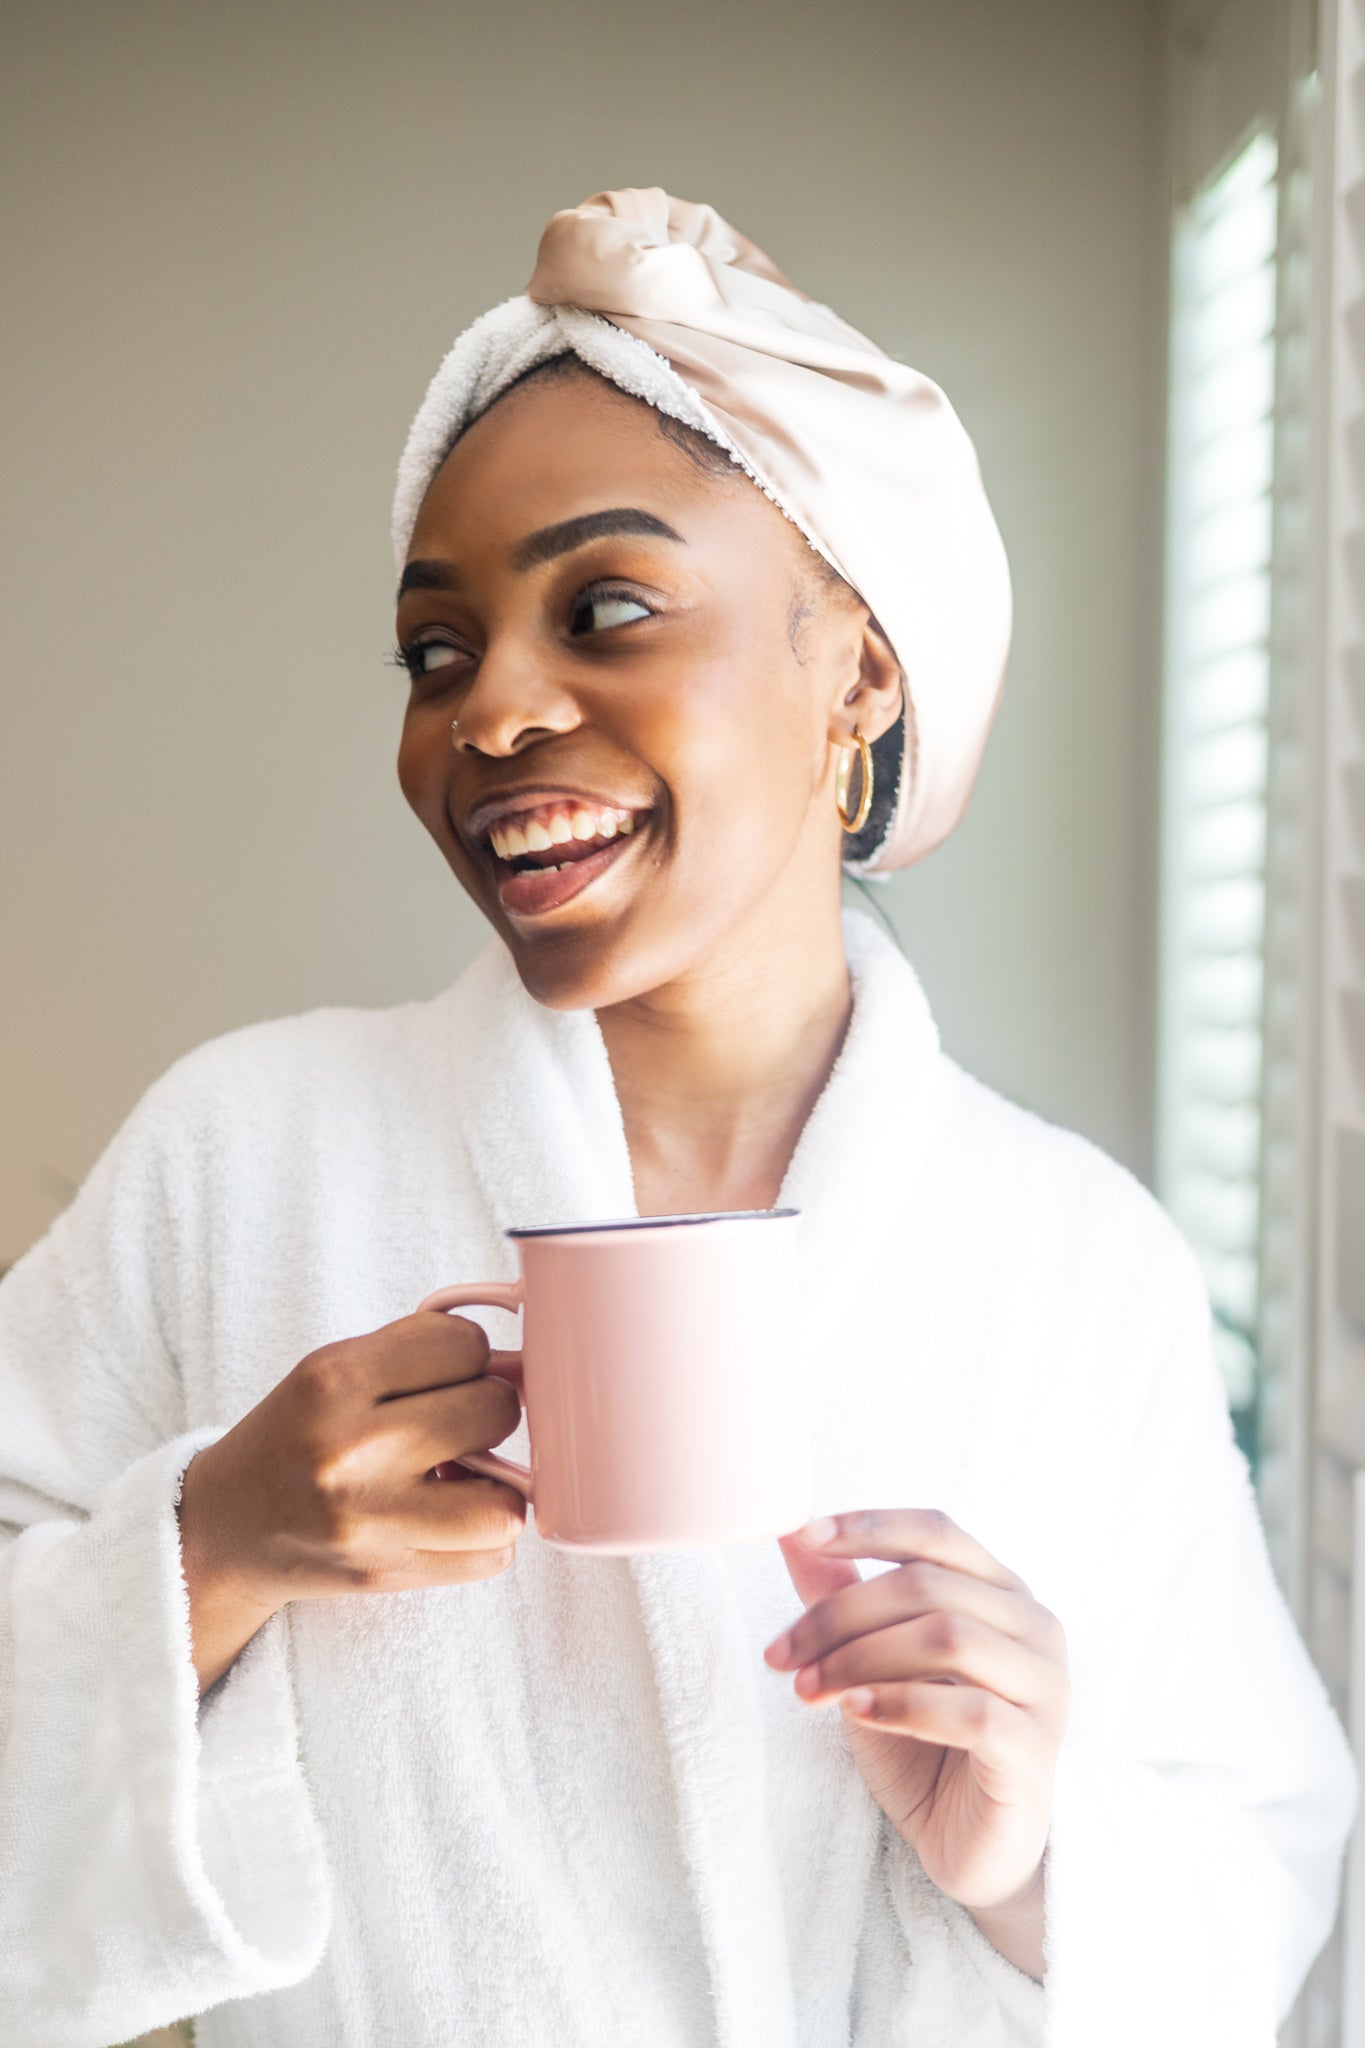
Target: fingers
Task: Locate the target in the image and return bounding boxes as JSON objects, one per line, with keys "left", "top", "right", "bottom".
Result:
{"left": 794, "top": 1508, "right": 1029, "bottom": 1594}
{"left": 379, "top": 1311, "right": 500, "bottom": 1398}
{"left": 366, "top": 1373, "right": 524, "bottom": 1476}
{"left": 766, "top": 1557, "right": 1060, "bottom": 1673}
{"left": 301, "top": 1311, "right": 494, "bottom": 1410}
{"left": 785, "top": 1608, "right": 1058, "bottom": 1712}
{"left": 839, "top": 1679, "right": 1026, "bottom": 1771}
{"left": 382, "top": 1471, "right": 528, "bottom": 1554}
{"left": 776, "top": 1529, "right": 862, "bottom": 1612}
{"left": 324, "top": 1524, "right": 524, "bottom": 1595}
{"left": 394, "top": 1544, "right": 522, "bottom": 1590}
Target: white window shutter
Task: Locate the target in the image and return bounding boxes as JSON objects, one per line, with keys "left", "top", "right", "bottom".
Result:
{"left": 1159, "top": 128, "right": 1280, "bottom": 1453}
{"left": 1162, "top": 4, "right": 1358, "bottom": 2031}
{"left": 1259, "top": 69, "right": 1322, "bottom": 1624}
{"left": 1315, "top": 2, "right": 1365, "bottom": 2042}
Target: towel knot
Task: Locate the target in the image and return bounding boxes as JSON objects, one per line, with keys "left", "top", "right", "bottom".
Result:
{"left": 528, "top": 187, "right": 807, "bottom": 326}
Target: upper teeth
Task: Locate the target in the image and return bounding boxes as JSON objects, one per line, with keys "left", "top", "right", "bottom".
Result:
{"left": 488, "top": 806, "right": 639, "bottom": 860}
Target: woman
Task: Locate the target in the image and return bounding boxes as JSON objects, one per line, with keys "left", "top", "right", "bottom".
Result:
{"left": 0, "top": 188, "right": 1354, "bottom": 2048}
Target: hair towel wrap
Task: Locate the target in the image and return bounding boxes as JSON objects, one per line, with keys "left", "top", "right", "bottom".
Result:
{"left": 391, "top": 186, "right": 1013, "bottom": 872}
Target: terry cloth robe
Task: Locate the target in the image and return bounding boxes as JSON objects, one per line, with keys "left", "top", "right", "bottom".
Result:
{"left": 0, "top": 908, "right": 1354, "bottom": 2048}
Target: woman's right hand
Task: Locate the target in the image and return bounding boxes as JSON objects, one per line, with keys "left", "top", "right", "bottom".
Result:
{"left": 175, "top": 1309, "right": 527, "bottom": 1692}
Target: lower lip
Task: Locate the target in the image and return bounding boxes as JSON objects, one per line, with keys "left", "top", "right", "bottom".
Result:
{"left": 494, "top": 828, "right": 642, "bottom": 917}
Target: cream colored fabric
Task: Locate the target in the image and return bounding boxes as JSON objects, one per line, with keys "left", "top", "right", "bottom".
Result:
{"left": 390, "top": 187, "right": 1013, "bottom": 872}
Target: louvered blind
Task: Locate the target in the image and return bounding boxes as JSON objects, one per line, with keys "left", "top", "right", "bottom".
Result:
{"left": 1320, "top": 3, "right": 1365, "bottom": 2041}
{"left": 1257, "top": 64, "right": 1320, "bottom": 1619}
{"left": 1158, "top": 129, "right": 1281, "bottom": 1460}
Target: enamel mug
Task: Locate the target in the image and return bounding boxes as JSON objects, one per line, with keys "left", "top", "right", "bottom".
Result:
{"left": 415, "top": 1209, "right": 810, "bottom": 1552}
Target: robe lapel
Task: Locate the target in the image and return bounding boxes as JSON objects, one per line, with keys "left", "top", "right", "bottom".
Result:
{"left": 444, "top": 937, "right": 639, "bottom": 1236}
{"left": 438, "top": 912, "right": 948, "bottom": 2046}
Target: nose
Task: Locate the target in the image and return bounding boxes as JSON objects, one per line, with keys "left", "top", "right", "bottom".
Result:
{"left": 450, "top": 642, "right": 582, "bottom": 758}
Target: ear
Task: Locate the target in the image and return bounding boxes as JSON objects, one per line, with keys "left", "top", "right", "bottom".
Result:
{"left": 828, "top": 609, "right": 903, "bottom": 747}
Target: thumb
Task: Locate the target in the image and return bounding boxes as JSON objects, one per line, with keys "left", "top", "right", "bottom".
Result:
{"left": 777, "top": 1528, "right": 862, "bottom": 1610}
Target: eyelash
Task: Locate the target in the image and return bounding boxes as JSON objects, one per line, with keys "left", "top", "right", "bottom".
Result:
{"left": 389, "top": 581, "right": 657, "bottom": 681}
{"left": 573, "top": 583, "right": 656, "bottom": 630}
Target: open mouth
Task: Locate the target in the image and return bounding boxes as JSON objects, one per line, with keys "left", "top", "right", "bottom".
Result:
{"left": 476, "top": 798, "right": 651, "bottom": 917}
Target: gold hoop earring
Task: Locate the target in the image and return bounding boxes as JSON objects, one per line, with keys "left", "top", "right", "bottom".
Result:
{"left": 835, "top": 727, "right": 873, "bottom": 834}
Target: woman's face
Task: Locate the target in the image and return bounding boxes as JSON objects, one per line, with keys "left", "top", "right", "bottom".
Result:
{"left": 395, "top": 363, "right": 899, "bottom": 1010}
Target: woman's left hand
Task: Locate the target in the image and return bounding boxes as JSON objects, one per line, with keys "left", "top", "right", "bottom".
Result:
{"left": 765, "top": 1509, "right": 1069, "bottom": 1927}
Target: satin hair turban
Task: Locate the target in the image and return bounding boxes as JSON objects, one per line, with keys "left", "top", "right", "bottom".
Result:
{"left": 391, "top": 186, "right": 1013, "bottom": 874}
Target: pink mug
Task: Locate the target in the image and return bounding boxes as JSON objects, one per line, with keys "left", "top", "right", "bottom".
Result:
{"left": 415, "top": 1209, "right": 810, "bottom": 1552}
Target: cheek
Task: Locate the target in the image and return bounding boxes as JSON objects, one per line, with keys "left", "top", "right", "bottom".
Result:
{"left": 396, "top": 707, "right": 449, "bottom": 823}
{"left": 640, "top": 642, "right": 816, "bottom": 863}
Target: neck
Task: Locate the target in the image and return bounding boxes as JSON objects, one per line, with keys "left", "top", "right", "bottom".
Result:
{"left": 596, "top": 881, "right": 853, "bottom": 1218}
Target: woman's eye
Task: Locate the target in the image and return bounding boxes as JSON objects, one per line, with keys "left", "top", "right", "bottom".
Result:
{"left": 392, "top": 638, "right": 466, "bottom": 680}
{"left": 570, "top": 589, "right": 653, "bottom": 635}
{"left": 413, "top": 641, "right": 460, "bottom": 674}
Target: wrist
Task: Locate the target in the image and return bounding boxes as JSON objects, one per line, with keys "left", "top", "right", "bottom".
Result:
{"left": 964, "top": 1858, "right": 1047, "bottom": 1982}
{"left": 972, "top": 1858, "right": 1046, "bottom": 1919}
{"left": 176, "top": 1442, "right": 283, "bottom": 1622}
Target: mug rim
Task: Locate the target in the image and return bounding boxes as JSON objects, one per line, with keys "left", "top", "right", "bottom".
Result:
{"left": 506, "top": 1207, "right": 800, "bottom": 1240}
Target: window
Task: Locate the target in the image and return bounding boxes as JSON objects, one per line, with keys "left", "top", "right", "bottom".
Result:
{"left": 1158, "top": 128, "right": 1281, "bottom": 1469}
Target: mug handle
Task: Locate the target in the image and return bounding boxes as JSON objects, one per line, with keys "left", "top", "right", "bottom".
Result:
{"left": 415, "top": 1281, "right": 532, "bottom": 1501}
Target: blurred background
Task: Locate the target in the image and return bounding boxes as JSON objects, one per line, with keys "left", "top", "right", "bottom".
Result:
{"left": 0, "top": 0, "right": 1169, "bottom": 1244}
{"left": 2, "top": 0, "right": 1362, "bottom": 2042}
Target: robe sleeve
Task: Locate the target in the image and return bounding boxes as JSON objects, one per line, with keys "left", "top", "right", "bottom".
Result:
{"left": 0, "top": 1059, "right": 332, "bottom": 2048}
{"left": 1039, "top": 1228, "right": 1357, "bottom": 2047}
{"left": 880, "top": 1823, "right": 1046, "bottom": 2044}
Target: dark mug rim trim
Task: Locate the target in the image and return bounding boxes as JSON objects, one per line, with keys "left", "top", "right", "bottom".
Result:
{"left": 506, "top": 1207, "right": 800, "bottom": 1240}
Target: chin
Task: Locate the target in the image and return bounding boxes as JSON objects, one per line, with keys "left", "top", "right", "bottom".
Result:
{"left": 496, "top": 914, "right": 687, "bottom": 1013}
{"left": 440, "top": 812, "right": 690, "bottom": 1010}
{"left": 442, "top": 812, "right": 794, "bottom": 1012}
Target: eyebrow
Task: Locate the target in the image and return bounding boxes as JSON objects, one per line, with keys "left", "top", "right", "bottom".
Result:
{"left": 395, "top": 506, "right": 686, "bottom": 603}
{"left": 395, "top": 559, "right": 463, "bottom": 600}
{"left": 511, "top": 506, "right": 685, "bottom": 570}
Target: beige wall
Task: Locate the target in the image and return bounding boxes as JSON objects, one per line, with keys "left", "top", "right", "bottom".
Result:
{"left": 0, "top": 0, "right": 1166, "bottom": 1264}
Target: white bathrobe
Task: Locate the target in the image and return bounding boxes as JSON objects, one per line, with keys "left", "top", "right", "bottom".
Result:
{"left": 0, "top": 909, "right": 1354, "bottom": 2048}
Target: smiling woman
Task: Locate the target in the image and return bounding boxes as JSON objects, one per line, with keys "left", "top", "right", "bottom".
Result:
{"left": 390, "top": 352, "right": 900, "bottom": 1040}
{"left": 0, "top": 186, "right": 1353, "bottom": 2048}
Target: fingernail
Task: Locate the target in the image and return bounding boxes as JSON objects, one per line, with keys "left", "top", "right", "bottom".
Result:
{"left": 764, "top": 1630, "right": 793, "bottom": 1664}
{"left": 842, "top": 1687, "right": 877, "bottom": 1715}
{"left": 794, "top": 1664, "right": 822, "bottom": 1697}
{"left": 799, "top": 1516, "right": 838, "bottom": 1546}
